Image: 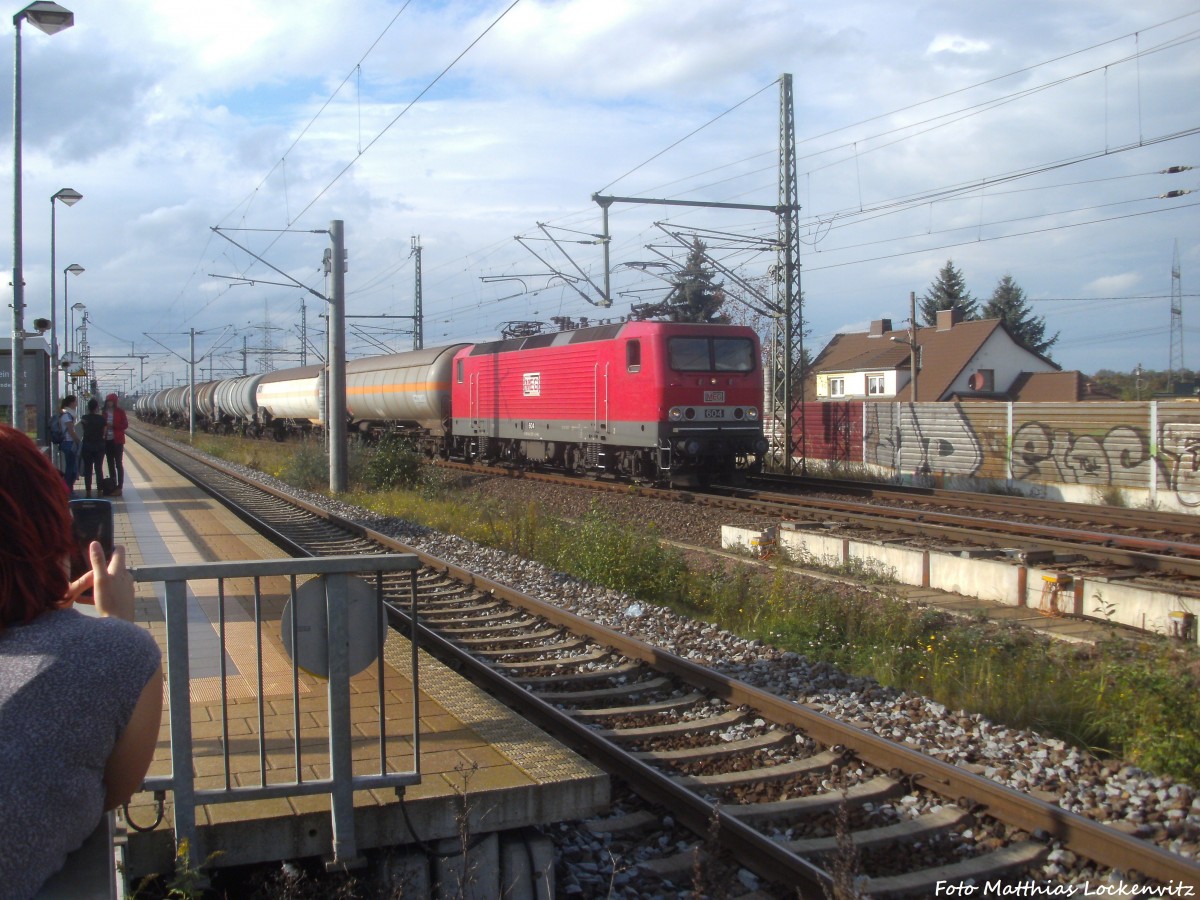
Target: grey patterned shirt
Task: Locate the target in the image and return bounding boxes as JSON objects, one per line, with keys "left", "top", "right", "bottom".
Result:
{"left": 0, "top": 608, "right": 161, "bottom": 900}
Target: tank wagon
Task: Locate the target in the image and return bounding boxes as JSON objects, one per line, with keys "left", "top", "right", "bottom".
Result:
{"left": 135, "top": 322, "right": 767, "bottom": 481}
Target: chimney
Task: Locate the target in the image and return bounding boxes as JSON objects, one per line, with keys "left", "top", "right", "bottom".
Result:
{"left": 936, "top": 307, "right": 964, "bottom": 331}
{"left": 869, "top": 318, "right": 892, "bottom": 337}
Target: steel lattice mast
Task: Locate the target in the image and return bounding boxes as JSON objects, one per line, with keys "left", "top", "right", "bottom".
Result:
{"left": 771, "top": 73, "right": 804, "bottom": 473}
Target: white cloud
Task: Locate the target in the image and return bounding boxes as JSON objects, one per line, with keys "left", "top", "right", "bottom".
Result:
{"left": 1, "top": 0, "right": 1194, "bottom": 387}
{"left": 927, "top": 34, "right": 991, "bottom": 56}
{"left": 1085, "top": 272, "right": 1142, "bottom": 295}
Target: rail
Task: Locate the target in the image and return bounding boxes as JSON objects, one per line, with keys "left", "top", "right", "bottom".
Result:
{"left": 132, "top": 555, "right": 422, "bottom": 870}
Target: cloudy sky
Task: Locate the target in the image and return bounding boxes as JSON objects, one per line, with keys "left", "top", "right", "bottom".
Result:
{"left": 6, "top": 0, "right": 1198, "bottom": 392}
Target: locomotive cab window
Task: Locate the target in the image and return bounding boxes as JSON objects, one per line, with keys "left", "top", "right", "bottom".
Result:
{"left": 668, "top": 337, "right": 755, "bottom": 373}
{"left": 713, "top": 338, "right": 754, "bottom": 372}
{"left": 456, "top": 359, "right": 463, "bottom": 383}
{"left": 626, "top": 340, "right": 641, "bottom": 373}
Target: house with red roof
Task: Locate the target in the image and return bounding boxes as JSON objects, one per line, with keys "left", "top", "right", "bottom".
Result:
{"left": 807, "top": 308, "right": 1104, "bottom": 402}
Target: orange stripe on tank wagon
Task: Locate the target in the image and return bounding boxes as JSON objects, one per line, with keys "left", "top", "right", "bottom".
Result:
{"left": 346, "top": 382, "right": 448, "bottom": 395}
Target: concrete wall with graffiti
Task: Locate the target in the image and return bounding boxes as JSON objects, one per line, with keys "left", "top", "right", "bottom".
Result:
{"left": 794, "top": 401, "right": 1200, "bottom": 512}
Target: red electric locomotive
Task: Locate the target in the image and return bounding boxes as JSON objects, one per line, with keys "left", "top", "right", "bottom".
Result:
{"left": 450, "top": 320, "right": 767, "bottom": 482}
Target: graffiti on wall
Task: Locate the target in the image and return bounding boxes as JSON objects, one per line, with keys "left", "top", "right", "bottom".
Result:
{"left": 1011, "top": 422, "right": 1152, "bottom": 486}
{"left": 1159, "top": 423, "right": 1200, "bottom": 507}
{"left": 864, "top": 404, "right": 983, "bottom": 476}
{"left": 825, "top": 401, "right": 1200, "bottom": 508}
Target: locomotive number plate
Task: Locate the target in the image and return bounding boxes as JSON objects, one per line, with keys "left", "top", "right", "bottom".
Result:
{"left": 704, "top": 391, "right": 725, "bottom": 403}
{"left": 704, "top": 408, "right": 726, "bottom": 419}
{"left": 523, "top": 373, "right": 541, "bottom": 397}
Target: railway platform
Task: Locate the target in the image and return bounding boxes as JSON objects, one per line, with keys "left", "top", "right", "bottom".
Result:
{"left": 85, "top": 439, "right": 608, "bottom": 894}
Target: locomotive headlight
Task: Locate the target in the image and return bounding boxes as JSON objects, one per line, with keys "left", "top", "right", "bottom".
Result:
{"left": 684, "top": 408, "right": 696, "bottom": 420}
{"left": 669, "top": 407, "right": 683, "bottom": 421}
{"left": 747, "top": 407, "right": 759, "bottom": 420}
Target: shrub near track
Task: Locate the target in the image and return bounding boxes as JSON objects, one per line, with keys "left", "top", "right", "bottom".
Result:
{"left": 175, "top": 429, "right": 1200, "bottom": 783}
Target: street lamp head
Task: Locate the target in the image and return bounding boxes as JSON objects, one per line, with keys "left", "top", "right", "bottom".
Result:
{"left": 65, "top": 262, "right": 84, "bottom": 276}
{"left": 52, "top": 187, "right": 81, "bottom": 206}
{"left": 16, "top": 2, "right": 73, "bottom": 34}
{"left": 72, "top": 301, "right": 85, "bottom": 311}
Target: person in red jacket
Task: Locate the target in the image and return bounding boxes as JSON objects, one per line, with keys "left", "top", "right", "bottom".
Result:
{"left": 103, "top": 393, "right": 129, "bottom": 496}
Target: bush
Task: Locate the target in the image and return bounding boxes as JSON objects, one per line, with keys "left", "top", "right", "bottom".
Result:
{"left": 364, "top": 435, "right": 423, "bottom": 490}
{"left": 549, "top": 504, "right": 690, "bottom": 606}
{"left": 280, "top": 438, "right": 329, "bottom": 492}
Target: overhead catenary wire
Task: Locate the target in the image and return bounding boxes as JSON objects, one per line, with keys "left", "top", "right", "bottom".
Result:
{"left": 132, "top": 6, "right": 1197, "bottom": 376}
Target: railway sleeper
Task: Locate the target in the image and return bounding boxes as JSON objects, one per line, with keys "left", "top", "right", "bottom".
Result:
{"left": 785, "top": 806, "right": 968, "bottom": 856}
{"left": 567, "top": 691, "right": 707, "bottom": 719}
{"left": 514, "top": 659, "right": 643, "bottom": 687}
{"left": 724, "top": 774, "right": 904, "bottom": 822}
{"left": 535, "top": 674, "right": 672, "bottom": 702}
{"left": 438, "top": 615, "right": 537, "bottom": 634}
{"left": 452, "top": 627, "right": 563, "bottom": 646}
{"left": 632, "top": 728, "right": 793, "bottom": 764}
{"left": 420, "top": 602, "right": 515, "bottom": 619}
{"left": 672, "top": 749, "right": 842, "bottom": 791}
{"left": 594, "top": 708, "right": 747, "bottom": 741}
{"left": 491, "top": 649, "right": 612, "bottom": 671}
{"left": 471, "top": 638, "right": 587, "bottom": 658}
{"left": 584, "top": 809, "right": 660, "bottom": 836}
{"left": 863, "top": 841, "right": 1047, "bottom": 897}
{"left": 415, "top": 588, "right": 487, "bottom": 605}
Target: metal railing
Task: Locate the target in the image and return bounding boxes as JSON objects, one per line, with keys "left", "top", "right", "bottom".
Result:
{"left": 132, "top": 554, "right": 422, "bottom": 868}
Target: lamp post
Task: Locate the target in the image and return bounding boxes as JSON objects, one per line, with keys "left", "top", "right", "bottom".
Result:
{"left": 49, "top": 187, "right": 80, "bottom": 415}
{"left": 61, "top": 261, "right": 82, "bottom": 378}
{"left": 69, "top": 301, "right": 82, "bottom": 350}
{"left": 9, "top": 1, "right": 73, "bottom": 431}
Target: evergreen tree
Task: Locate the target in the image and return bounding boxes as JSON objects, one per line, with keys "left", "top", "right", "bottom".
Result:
{"left": 637, "top": 238, "right": 730, "bottom": 323}
{"left": 919, "top": 259, "right": 978, "bottom": 324}
{"left": 982, "top": 273, "right": 1059, "bottom": 358}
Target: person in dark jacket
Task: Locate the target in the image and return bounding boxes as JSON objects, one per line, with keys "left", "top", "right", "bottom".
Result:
{"left": 78, "top": 398, "right": 106, "bottom": 498}
{"left": 103, "top": 393, "right": 129, "bottom": 496}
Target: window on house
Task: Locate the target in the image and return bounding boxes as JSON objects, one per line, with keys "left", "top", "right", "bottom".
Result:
{"left": 626, "top": 340, "right": 641, "bottom": 373}
{"left": 829, "top": 377, "right": 845, "bottom": 398}
{"left": 867, "top": 374, "right": 886, "bottom": 395}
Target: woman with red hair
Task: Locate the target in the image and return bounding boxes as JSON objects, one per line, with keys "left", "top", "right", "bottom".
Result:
{"left": 0, "top": 425, "right": 162, "bottom": 898}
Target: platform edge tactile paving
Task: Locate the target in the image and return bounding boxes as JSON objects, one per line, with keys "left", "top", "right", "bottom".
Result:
{"left": 383, "top": 633, "right": 605, "bottom": 787}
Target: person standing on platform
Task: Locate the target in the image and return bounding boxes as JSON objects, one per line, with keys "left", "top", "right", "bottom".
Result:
{"left": 58, "top": 395, "right": 80, "bottom": 495}
{"left": 0, "top": 425, "right": 162, "bottom": 900}
{"left": 103, "top": 393, "right": 128, "bottom": 497}
{"left": 78, "top": 398, "right": 107, "bottom": 499}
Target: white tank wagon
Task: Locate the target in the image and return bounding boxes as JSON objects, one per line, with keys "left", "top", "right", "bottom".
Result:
{"left": 215, "top": 374, "right": 264, "bottom": 421}
{"left": 163, "top": 386, "right": 189, "bottom": 421}
{"left": 346, "top": 343, "right": 469, "bottom": 435}
{"left": 194, "top": 381, "right": 221, "bottom": 428}
{"left": 256, "top": 365, "right": 326, "bottom": 436}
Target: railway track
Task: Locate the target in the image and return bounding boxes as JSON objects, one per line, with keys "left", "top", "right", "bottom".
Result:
{"left": 429, "top": 458, "right": 1200, "bottom": 582}
{"left": 754, "top": 474, "right": 1200, "bottom": 540}
{"left": 133, "top": 430, "right": 1200, "bottom": 895}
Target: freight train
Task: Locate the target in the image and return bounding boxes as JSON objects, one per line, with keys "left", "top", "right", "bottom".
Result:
{"left": 135, "top": 321, "right": 768, "bottom": 482}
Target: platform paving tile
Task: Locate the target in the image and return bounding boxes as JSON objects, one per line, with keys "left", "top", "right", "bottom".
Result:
{"left": 115, "top": 438, "right": 609, "bottom": 878}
